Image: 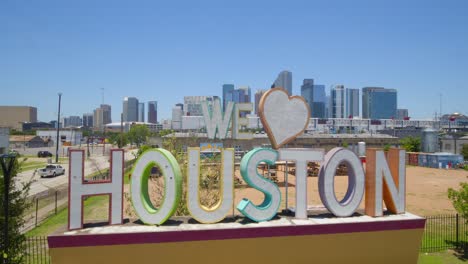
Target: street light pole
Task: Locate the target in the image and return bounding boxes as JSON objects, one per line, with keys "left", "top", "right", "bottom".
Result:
{"left": 55, "top": 93, "right": 62, "bottom": 163}
{"left": 1, "top": 153, "right": 17, "bottom": 264}
{"left": 120, "top": 113, "right": 124, "bottom": 148}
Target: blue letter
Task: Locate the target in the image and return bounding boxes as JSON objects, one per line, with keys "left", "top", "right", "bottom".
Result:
{"left": 237, "top": 148, "right": 281, "bottom": 222}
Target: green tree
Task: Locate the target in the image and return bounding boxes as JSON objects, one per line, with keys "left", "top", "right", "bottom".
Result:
{"left": 460, "top": 144, "right": 468, "bottom": 161}
{"left": 399, "top": 136, "right": 421, "bottom": 152}
{"left": 9, "top": 129, "right": 35, "bottom": 136}
{"left": 342, "top": 141, "right": 349, "bottom": 148}
{"left": 383, "top": 144, "right": 391, "bottom": 152}
{"left": 158, "top": 129, "right": 174, "bottom": 137}
{"left": 448, "top": 182, "right": 468, "bottom": 219}
{"left": 128, "top": 125, "right": 150, "bottom": 147}
{"left": 0, "top": 156, "right": 31, "bottom": 264}
{"left": 107, "top": 132, "right": 129, "bottom": 148}
{"left": 136, "top": 145, "right": 152, "bottom": 158}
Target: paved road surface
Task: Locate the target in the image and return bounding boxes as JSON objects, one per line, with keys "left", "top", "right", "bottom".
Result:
{"left": 15, "top": 149, "right": 136, "bottom": 197}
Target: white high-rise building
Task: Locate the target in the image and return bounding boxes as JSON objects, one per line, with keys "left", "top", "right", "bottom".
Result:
{"left": 138, "top": 102, "right": 145, "bottom": 122}
{"left": 171, "top": 105, "right": 183, "bottom": 130}
{"left": 346, "top": 88, "right": 360, "bottom": 118}
{"left": 331, "top": 85, "right": 345, "bottom": 118}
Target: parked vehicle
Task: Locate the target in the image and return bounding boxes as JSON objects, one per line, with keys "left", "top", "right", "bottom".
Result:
{"left": 37, "top": 151, "right": 53, "bottom": 158}
{"left": 39, "top": 164, "right": 65, "bottom": 178}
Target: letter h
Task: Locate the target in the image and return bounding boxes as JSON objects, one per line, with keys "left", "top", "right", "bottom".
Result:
{"left": 68, "top": 149, "right": 124, "bottom": 230}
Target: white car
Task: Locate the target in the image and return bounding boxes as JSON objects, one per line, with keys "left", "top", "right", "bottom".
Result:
{"left": 39, "top": 164, "right": 65, "bottom": 178}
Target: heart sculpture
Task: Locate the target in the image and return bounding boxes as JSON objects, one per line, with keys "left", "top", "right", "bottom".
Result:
{"left": 259, "top": 88, "right": 311, "bottom": 149}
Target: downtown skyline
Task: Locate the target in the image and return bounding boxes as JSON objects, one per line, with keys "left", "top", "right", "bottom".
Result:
{"left": 1, "top": 1, "right": 467, "bottom": 122}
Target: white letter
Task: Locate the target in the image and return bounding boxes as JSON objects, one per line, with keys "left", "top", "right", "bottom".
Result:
{"left": 278, "top": 148, "right": 324, "bottom": 219}
{"left": 131, "top": 149, "right": 182, "bottom": 225}
{"left": 232, "top": 103, "right": 253, "bottom": 140}
{"left": 318, "top": 147, "right": 365, "bottom": 217}
{"left": 187, "top": 148, "right": 234, "bottom": 223}
{"left": 202, "top": 99, "right": 233, "bottom": 140}
{"left": 69, "top": 149, "right": 124, "bottom": 230}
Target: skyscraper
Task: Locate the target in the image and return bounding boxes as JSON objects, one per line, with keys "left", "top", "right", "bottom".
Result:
{"left": 300, "top": 79, "right": 326, "bottom": 118}
{"left": 175, "top": 103, "right": 184, "bottom": 111}
{"left": 171, "top": 105, "right": 183, "bottom": 130}
{"left": 82, "top": 113, "right": 94, "bottom": 128}
{"left": 362, "top": 87, "right": 397, "bottom": 119}
{"left": 148, "top": 101, "right": 158, "bottom": 124}
{"left": 101, "top": 104, "right": 112, "bottom": 125}
{"left": 312, "top": 85, "right": 326, "bottom": 118}
{"left": 331, "top": 85, "right": 345, "bottom": 118}
{"left": 138, "top": 102, "right": 145, "bottom": 122}
{"left": 254, "top": 90, "right": 266, "bottom": 114}
{"left": 93, "top": 108, "right": 103, "bottom": 130}
{"left": 93, "top": 104, "right": 111, "bottom": 131}
{"left": 396, "top": 109, "right": 409, "bottom": 120}
{"left": 224, "top": 85, "right": 252, "bottom": 110}
{"left": 272, "top": 70, "right": 292, "bottom": 95}
{"left": 123, "top": 97, "right": 139, "bottom": 122}
{"left": 301, "top": 79, "right": 314, "bottom": 113}
{"left": 325, "top": 95, "right": 331, "bottom": 118}
{"left": 184, "top": 96, "right": 219, "bottom": 116}
{"left": 63, "top": 116, "right": 82, "bottom": 127}
{"left": 346, "top": 88, "right": 360, "bottom": 118}
{"left": 222, "top": 84, "right": 234, "bottom": 111}
{"left": 238, "top": 86, "right": 251, "bottom": 103}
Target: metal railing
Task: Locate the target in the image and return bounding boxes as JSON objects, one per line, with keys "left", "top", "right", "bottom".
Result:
{"left": 22, "top": 190, "right": 68, "bottom": 232}
{"left": 21, "top": 214, "right": 467, "bottom": 263}
{"left": 420, "top": 214, "right": 467, "bottom": 252}
{"left": 24, "top": 236, "right": 50, "bottom": 264}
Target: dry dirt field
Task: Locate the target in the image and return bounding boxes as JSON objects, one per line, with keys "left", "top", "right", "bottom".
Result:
{"left": 234, "top": 165, "right": 468, "bottom": 217}
{"left": 124, "top": 165, "right": 468, "bottom": 219}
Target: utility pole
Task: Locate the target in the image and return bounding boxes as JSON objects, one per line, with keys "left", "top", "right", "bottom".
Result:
{"left": 1, "top": 153, "right": 17, "bottom": 264}
{"left": 55, "top": 93, "right": 62, "bottom": 163}
{"left": 103, "top": 126, "right": 106, "bottom": 155}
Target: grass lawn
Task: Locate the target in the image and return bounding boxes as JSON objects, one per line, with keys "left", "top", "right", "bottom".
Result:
{"left": 19, "top": 160, "right": 46, "bottom": 172}
{"left": 26, "top": 170, "right": 132, "bottom": 237}
{"left": 419, "top": 251, "right": 466, "bottom": 264}
{"left": 26, "top": 195, "right": 110, "bottom": 237}
{"left": 19, "top": 156, "right": 69, "bottom": 172}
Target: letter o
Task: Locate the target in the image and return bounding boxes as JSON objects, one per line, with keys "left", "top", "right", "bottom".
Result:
{"left": 131, "top": 149, "right": 182, "bottom": 225}
{"left": 318, "top": 147, "right": 364, "bottom": 217}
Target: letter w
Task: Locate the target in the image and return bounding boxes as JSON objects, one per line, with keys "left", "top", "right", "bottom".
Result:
{"left": 202, "top": 99, "right": 233, "bottom": 140}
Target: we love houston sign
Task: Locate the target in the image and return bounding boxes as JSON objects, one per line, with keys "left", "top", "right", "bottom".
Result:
{"left": 68, "top": 88, "right": 406, "bottom": 230}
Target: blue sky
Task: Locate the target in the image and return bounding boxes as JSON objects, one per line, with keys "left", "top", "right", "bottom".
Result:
{"left": 1, "top": 0, "right": 467, "bottom": 122}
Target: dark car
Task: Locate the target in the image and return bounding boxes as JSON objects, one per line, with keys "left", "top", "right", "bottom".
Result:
{"left": 37, "top": 151, "right": 53, "bottom": 158}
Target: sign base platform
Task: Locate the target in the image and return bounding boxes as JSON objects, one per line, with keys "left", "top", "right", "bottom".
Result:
{"left": 48, "top": 213, "right": 425, "bottom": 264}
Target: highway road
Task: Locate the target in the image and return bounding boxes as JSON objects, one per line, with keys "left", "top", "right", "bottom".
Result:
{"left": 15, "top": 149, "right": 137, "bottom": 197}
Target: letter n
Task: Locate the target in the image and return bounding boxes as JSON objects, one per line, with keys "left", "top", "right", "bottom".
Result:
{"left": 365, "top": 148, "right": 405, "bottom": 217}
{"left": 68, "top": 149, "right": 124, "bottom": 230}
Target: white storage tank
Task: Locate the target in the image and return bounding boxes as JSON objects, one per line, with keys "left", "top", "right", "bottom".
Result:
{"left": 358, "top": 141, "right": 366, "bottom": 157}
{"left": 421, "top": 128, "right": 439, "bottom": 153}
